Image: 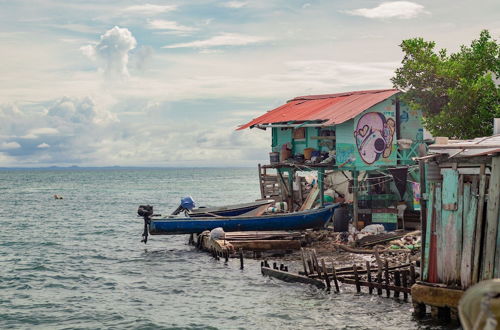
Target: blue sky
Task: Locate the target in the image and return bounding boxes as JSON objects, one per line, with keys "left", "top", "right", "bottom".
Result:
{"left": 0, "top": 0, "right": 498, "bottom": 167}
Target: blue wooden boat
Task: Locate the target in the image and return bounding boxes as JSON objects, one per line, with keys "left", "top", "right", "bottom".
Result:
{"left": 147, "top": 203, "right": 339, "bottom": 235}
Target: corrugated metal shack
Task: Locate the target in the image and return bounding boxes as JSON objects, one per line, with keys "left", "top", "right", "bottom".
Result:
{"left": 238, "top": 89, "right": 425, "bottom": 230}
{"left": 412, "top": 134, "right": 500, "bottom": 318}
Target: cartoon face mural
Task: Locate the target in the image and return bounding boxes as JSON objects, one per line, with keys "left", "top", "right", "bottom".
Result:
{"left": 354, "top": 112, "right": 396, "bottom": 164}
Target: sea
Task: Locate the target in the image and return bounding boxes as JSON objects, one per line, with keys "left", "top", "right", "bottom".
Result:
{"left": 0, "top": 168, "right": 457, "bottom": 329}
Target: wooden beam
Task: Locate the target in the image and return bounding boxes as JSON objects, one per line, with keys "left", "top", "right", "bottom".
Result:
{"left": 481, "top": 155, "right": 500, "bottom": 280}
{"left": 472, "top": 164, "right": 487, "bottom": 284}
{"left": 261, "top": 267, "right": 326, "bottom": 289}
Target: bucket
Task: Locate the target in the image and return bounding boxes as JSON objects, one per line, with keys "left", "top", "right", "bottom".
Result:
{"left": 269, "top": 152, "right": 279, "bottom": 164}
{"left": 303, "top": 148, "right": 314, "bottom": 160}
{"left": 280, "top": 149, "right": 291, "bottom": 162}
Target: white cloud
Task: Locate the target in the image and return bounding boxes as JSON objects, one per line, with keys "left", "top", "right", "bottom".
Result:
{"left": 221, "top": 1, "right": 247, "bottom": 9}
{"left": 81, "top": 26, "right": 137, "bottom": 78}
{"left": 22, "top": 127, "right": 59, "bottom": 139}
{"left": 163, "top": 33, "right": 270, "bottom": 49}
{"left": 122, "top": 4, "right": 177, "bottom": 15}
{"left": 37, "top": 143, "right": 50, "bottom": 148}
{"left": 346, "top": 1, "right": 426, "bottom": 19}
{"left": 0, "top": 142, "right": 21, "bottom": 150}
{"left": 148, "top": 19, "right": 197, "bottom": 33}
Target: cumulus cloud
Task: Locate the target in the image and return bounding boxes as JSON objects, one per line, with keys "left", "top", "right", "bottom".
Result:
{"left": 162, "top": 33, "right": 269, "bottom": 49}
{"left": 122, "top": 4, "right": 177, "bottom": 15}
{"left": 346, "top": 1, "right": 426, "bottom": 19}
{"left": 0, "top": 141, "right": 21, "bottom": 150}
{"left": 81, "top": 26, "right": 137, "bottom": 78}
{"left": 0, "top": 97, "right": 119, "bottom": 165}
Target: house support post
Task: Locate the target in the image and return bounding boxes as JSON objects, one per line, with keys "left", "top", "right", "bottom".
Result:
{"left": 319, "top": 168, "right": 325, "bottom": 207}
{"left": 352, "top": 170, "right": 359, "bottom": 229}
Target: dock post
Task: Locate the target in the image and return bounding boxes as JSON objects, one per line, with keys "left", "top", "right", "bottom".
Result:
{"left": 366, "top": 261, "right": 373, "bottom": 294}
{"left": 239, "top": 248, "right": 244, "bottom": 270}
{"left": 331, "top": 261, "right": 340, "bottom": 293}
{"left": 402, "top": 270, "right": 409, "bottom": 301}
{"left": 353, "top": 264, "right": 361, "bottom": 293}
{"left": 394, "top": 271, "right": 401, "bottom": 298}
{"left": 321, "top": 259, "right": 331, "bottom": 291}
{"left": 384, "top": 260, "right": 390, "bottom": 297}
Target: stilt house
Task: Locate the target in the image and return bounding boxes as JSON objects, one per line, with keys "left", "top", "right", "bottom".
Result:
{"left": 238, "top": 89, "right": 425, "bottom": 230}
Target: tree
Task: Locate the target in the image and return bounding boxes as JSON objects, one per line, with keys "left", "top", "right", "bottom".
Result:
{"left": 392, "top": 30, "right": 500, "bottom": 139}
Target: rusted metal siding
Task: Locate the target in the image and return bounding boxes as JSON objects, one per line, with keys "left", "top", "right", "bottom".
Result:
{"left": 237, "top": 89, "right": 399, "bottom": 130}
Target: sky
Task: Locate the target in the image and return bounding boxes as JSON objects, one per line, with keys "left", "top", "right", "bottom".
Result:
{"left": 0, "top": 0, "right": 498, "bottom": 167}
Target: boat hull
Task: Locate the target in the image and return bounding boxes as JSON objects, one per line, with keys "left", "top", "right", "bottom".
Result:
{"left": 149, "top": 204, "right": 339, "bottom": 235}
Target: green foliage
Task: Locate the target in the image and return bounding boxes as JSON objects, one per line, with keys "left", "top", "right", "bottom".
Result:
{"left": 392, "top": 30, "right": 500, "bottom": 139}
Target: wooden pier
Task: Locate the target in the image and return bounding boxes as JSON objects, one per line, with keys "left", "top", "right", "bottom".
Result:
{"left": 261, "top": 247, "right": 418, "bottom": 301}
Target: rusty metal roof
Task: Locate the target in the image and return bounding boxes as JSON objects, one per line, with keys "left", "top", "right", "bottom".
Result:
{"left": 428, "top": 135, "right": 500, "bottom": 157}
{"left": 237, "top": 89, "right": 400, "bottom": 130}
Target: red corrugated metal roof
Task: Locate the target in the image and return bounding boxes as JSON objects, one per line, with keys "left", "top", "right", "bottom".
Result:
{"left": 237, "top": 89, "right": 399, "bottom": 130}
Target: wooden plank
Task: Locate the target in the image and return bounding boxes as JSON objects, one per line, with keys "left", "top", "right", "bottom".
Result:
{"left": 299, "top": 185, "right": 319, "bottom": 211}
{"left": 261, "top": 267, "right": 326, "bottom": 289}
{"left": 460, "top": 182, "right": 477, "bottom": 289}
{"left": 454, "top": 175, "right": 464, "bottom": 283}
{"left": 423, "top": 182, "right": 435, "bottom": 281}
{"left": 495, "top": 207, "right": 500, "bottom": 278}
{"left": 228, "top": 240, "right": 301, "bottom": 251}
{"left": 435, "top": 184, "right": 443, "bottom": 282}
{"left": 472, "top": 164, "right": 487, "bottom": 283}
{"left": 482, "top": 155, "right": 500, "bottom": 280}
{"left": 258, "top": 164, "right": 265, "bottom": 199}
{"left": 441, "top": 170, "right": 460, "bottom": 284}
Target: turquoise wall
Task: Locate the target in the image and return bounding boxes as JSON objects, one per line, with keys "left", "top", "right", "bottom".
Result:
{"left": 270, "top": 95, "right": 424, "bottom": 170}
{"left": 399, "top": 101, "right": 424, "bottom": 141}
{"left": 271, "top": 127, "right": 323, "bottom": 154}
{"left": 336, "top": 98, "right": 397, "bottom": 170}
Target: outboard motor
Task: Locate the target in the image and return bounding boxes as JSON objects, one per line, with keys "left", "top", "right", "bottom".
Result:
{"left": 171, "top": 196, "right": 196, "bottom": 215}
{"left": 137, "top": 205, "right": 153, "bottom": 244}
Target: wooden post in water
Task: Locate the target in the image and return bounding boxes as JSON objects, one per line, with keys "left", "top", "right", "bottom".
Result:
{"left": 300, "top": 248, "right": 308, "bottom": 276}
{"left": 394, "top": 271, "right": 401, "bottom": 298}
{"left": 321, "top": 259, "right": 331, "bottom": 291}
{"left": 410, "top": 264, "right": 416, "bottom": 285}
{"left": 239, "top": 248, "right": 244, "bottom": 269}
{"left": 331, "top": 261, "right": 340, "bottom": 293}
{"left": 402, "top": 270, "right": 409, "bottom": 300}
{"left": 366, "top": 261, "right": 373, "bottom": 294}
{"left": 353, "top": 264, "right": 361, "bottom": 293}
{"left": 384, "top": 260, "right": 390, "bottom": 297}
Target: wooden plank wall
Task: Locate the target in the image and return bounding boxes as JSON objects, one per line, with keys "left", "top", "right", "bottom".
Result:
{"left": 423, "top": 163, "right": 497, "bottom": 289}
{"left": 440, "top": 169, "right": 460, "bottom": 284}
{"left": 482, "top": 155, "right": 500, "bottom": 280}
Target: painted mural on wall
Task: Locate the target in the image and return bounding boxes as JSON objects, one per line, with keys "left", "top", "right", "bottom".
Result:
{"left": 354, "top": 112, "right": 396, "bottom": 165}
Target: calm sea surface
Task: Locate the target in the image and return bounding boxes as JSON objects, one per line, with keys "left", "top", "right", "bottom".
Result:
{"left": 0, "top": 168, "right": 453, "bottom": 329}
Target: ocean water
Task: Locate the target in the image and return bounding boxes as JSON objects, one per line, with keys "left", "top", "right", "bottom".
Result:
{"left": 0, "top": 168, "right": 452, "bottom": 329}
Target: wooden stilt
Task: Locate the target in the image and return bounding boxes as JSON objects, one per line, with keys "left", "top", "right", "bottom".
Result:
{"left": 321, "top": 259, "right": 331, "bottom": 291}
{"left": 353, "top": 264, "right": 361, "bottom": 293}
{"left": 366, "top": 261, "right": 373, "bottom": 294}
{"left": 331, "top": 261, "right": 340, "bottom": 293}
{"left": 384, "top": 260, "right": 390, "bottom": 297}
{"left": 239, "top": 248, "right": 244, "bottom": 269}
{"left": 394, "top": 271, "right": 401, "bottom": 298}
{"left": 402, "top": 270, "right": 409, "bottom": 300}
